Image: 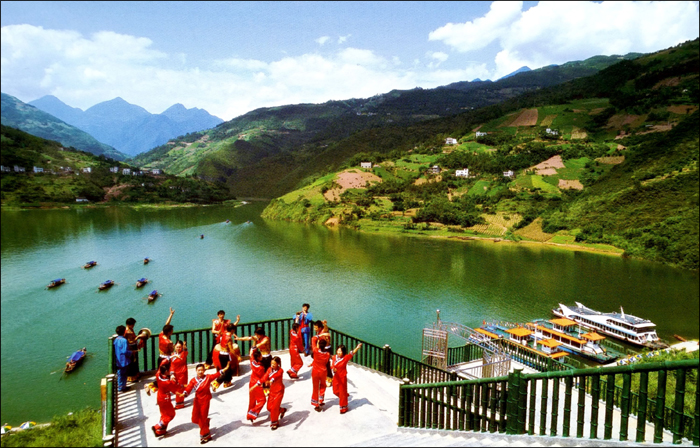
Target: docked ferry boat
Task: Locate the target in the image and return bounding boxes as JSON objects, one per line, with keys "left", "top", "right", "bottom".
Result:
{"left": 553, "top": 302, "right": 667, "bottom": 349}
{"left": 526, "top": 318, "right": 618, "bottom": 363}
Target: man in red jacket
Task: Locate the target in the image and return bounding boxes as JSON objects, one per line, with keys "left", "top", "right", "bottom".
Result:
{"left": 182, "top": 363, "right": 230, "bottom": 444}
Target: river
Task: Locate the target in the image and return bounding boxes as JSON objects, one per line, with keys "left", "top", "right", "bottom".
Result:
{"left": 1, "top": 202, "right": 698, "bottom": 424}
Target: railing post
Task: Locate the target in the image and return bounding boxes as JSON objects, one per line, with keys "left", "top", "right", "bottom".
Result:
{"left": 563, "top": 375, "right": 573, "bottom": 438}
{"left": 604, "top": 374, "right": 615, "bottom": 440}
{"left": 506, "top": 369, "right": 521, "bottom": 435}
{"left": 518, "top": 377, "right": 528, "bottom": 435}
{"left": 398, "top": 378, "right": 411, "bottom": 427}
{"left": 577, "top": 376, "right": 586, "bottom": 438}
{"left": 104, "top": 374, "right": 115, "bottom": 447}
{"left": 551, "top": 377, "right": 560, "bottom": 437}
{"left": 382, "top": 345, "right": 392, "bottom": 376}
{"left": 540, "top": 378, "right": 549, "bottom": 436}
{"left": 590, "top": 374, "right": 600, "bottom": 439}
{"left": 655, "top": 369, "right": 668, "bottom": 443}
{"left": 636, "top": 371, "right": 649, "bottom": 443}
{"left": 693, "top": 370, "right": 699, "bottom": 447}
{"left": 620, "top": 371, "right": 632, "bottom": 441}
{"left": 673, "top": 368, "right": 687, "bottom": 444}
{"left": 107, "top": 335, "right": 115, "bottom": 374}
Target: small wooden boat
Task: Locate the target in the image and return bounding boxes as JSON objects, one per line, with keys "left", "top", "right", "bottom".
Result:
{"left": 136, "top": 278, "right": 148, "bottom": 288}
{"left": 98, "top": 280, "right": 115, "bottom": 290}
{"left": 83, "top": 261, "right": 97, "bottom": 269}
{"left": 65, "top": 348, "right": 87, "bottom": 372}
{"left": 225, "top": 219, "right": 230, "bottom": 224}
{"left": 47, "top": 278, "right": 66, "bottom": 289}
{"left": 147, "top": 290, "right": 160, "bottom": 303}
{"left": 144, "top": 257, "right": 150, "bottom": 264}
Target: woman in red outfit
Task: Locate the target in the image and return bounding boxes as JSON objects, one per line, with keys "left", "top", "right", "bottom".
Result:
{"left": 287, "top": 323, "right": 304, "bottom": 379}
{"left": 331, "top": 343, "right": 362, "bottom": 414}
{"left": 251, "top": 356, "right": 287, "bottom": 430}
{"left": 310, "top": 338, "right": 331, "bottom": 411}
{"left": 169, "top": 340, "right": 188, "bottom": 409}
{"left": 182, "top": 363, "right": 230, "bottom": 445}
{"left": 246, "top": 349, "right": 267, "bottom": 422}
{"left": 150, "top": 362, "right": 183, "bottom": 438}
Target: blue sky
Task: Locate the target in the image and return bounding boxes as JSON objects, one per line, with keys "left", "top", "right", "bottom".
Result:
{"left": 2, "top": 1, "right": 698, "bottom": 120}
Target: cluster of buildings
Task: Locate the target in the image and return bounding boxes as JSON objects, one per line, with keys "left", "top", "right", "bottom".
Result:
{"left": 1, "top": 165, "right": 163, "bottom": 176}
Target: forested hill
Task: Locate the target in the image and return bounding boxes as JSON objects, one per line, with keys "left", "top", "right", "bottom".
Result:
{"left": 261, "top": 38, "right": 699, "bottom": 270}
{"left": 132, "top": 52, "right": 641, "bottom": 197}
{"left": 0, "top": 125, "right": 233, "bottom": 205}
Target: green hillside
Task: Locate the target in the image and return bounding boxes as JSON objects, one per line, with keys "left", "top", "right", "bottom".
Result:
{"left": 0, "top": 125, "right": 233, "bottom": 206}
{"left": 1, "top": 93, "right": 127, "bottom": 161}
{"left": 261, "top": 39, "right": 699, "bottom": 270}
{"left": 132, "top": 53, "right": 642, "bottom": 198}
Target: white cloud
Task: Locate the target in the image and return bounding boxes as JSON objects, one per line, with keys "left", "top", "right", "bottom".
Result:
{"left": 338, "top": 34, "right": 351, "bottom": 44}
{"left": 315, "top": 36, "right": 330, "bottom": 45}
{"left": 429, "top": 1, "right": 700, "bottom": 79}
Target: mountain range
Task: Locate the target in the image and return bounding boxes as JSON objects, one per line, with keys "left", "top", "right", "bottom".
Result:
{"left": 0, "top": 93, "right": 127, "bottom": 161}
{"left": 28, "top": 96, "right": 223, "bottom": 156}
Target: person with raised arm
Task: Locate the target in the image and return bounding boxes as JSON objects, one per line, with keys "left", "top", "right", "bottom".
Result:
{"left": 158, "top": 307, "right": 175, "bottom": 367}
{"left": 181, "top": 363, "right": 231, "bottom": 444}
{"left": 287, "top": 322, "right": 304, "bottom": 379}
{"left": 205, "top": 310, "right": 239, "bottom": 369}
{"left": 331, "top": 343, "right": 363, "bottom": 414}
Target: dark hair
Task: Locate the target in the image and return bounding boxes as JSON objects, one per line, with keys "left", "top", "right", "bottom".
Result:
{"left": 116, "top": 325, "right": 126, "bottom": 336}
{"left": 252, "top": 349, "right": 262, "bottom": 361}
{"left": 217, "top": 310, "right": 225, "bottom": 316}
{"left": 158, "top": 363, "right": 170, "bottom": 376}
{"left": 314, "top": 321, "right": 324, "bottom": 330}
{"left": 337, "top": 344, "right": 348, "bottom": 356}
{"left": 175, "top": 339, "right": 184, "bottom": 347}
{"left": 302, "top": 303, "right": 310, "bottom": 309}
{"left": 318, "top": 339, "right": 327, "bottom": 350}
{"left": 126, "top": 317, "right": 136, "bottom": 326}
{"left": 292, "top": 322, "right": 300, "bottom": 331}
{"left": 163, "top": 324, "right": 174, "bottom": 334}
{"left": 226, "top": 322, "right": 236, "bottom": 332}
{"left": 273, "top": 356, "right": 282, "bottom": 368}
{"left": 254, "top": 327, "right": 265, "bottom": 336}
{"left": 196, "top": 363, "right": 205, "bottom": 370}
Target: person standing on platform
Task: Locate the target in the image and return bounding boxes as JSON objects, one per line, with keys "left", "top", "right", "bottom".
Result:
{"left": 312, "top": 320, "right": 333, "bottom": 385}
{"left": 182, "top": 363, "right": 230, "bottom": 445}
{"left": 170, "top": 340, "right": 189, "bottom": 409}
{"left": 113, "top": 325, "right": 132, "bottom": 392}
{"left": 331, "top": 343, "right": 362, "bottom": 414}
{"left": 205, "top": 311, "right": 239, "bottom": 370}
{"left": 294, "top": 304, "right": 313, "bottom": 356}
{"left": 217, "top": 322, "right": 239, "bottom": 387}
{"left": 236, "top": 327, "right": 271, "bottom": 371}
{"left": 151, "top": 362, "right": 183, "bottom": 438}
{"left": 124, "top": 317, "right": 143, "bottom": 383}
{"left": 251, "top": 356, "right": 287, "bottom": 430}
{"left": 287, "top": 322, "right": 304, "bottom": 379}
{"left": 309, "top": 338, "right": 331, "bottom": 412}
{"left": 158, "top": 308, "right": 176, "bottom": 367}
{"left": 246, "top": 350, "right": 267, "bottom": 422}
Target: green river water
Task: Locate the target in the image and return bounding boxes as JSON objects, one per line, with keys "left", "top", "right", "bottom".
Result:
{"left": 1, "top": 203, "right": 698, "bottom": 425}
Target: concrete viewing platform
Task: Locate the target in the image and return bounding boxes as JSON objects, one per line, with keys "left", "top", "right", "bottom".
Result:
{"left": 116, "top": 349, "right": 402, "bottom": 447}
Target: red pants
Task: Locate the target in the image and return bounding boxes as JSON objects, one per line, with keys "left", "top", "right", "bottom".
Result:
{"left": 333, "top": 376, "right": 349, "bottom": 410}
{"left": 289, "top": 349, "right": 303, "bottom": 375}
{"left": 247, "top": 387, "right": 266, "bottom": 420}
{"left": 311, "top": 370, "right": 326, "bottom": 406}
{"left": 156, "top": 400, "right": 175, "bottom": 433}
{"left": 174, "top": 373, "right": 187, "bottom": 405}
{"left": 191, "top": 397, "right": 211, "bottom": 436}
{"left": 267, "top": 390, "right": 284, "bottom": 423}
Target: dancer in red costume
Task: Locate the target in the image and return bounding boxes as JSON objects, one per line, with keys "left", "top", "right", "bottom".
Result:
{"left": 287, "top": 322, "right": 304, "bottom": 379}
{"left": 169, "top": 340, "right": 188, "bottom": 409}
{"left": 182, "top": 363, "right": 230, "bottom": 445}
{"left": 331, "top": 343, "right": 362, "bottom": 414}
{"left": 150, "top": 362, "right": 183, "bottom": 438}
{"left": 250, "top": 356, "right": 287, "bottom": 430}
{"left": 158, "top": 308, "right": 176, "bottom": 367}
{"left": 309, "top": 337, "right": 331, "bottom": 411}
{"left": 246, "top": 349, "right": 267, "bottom": 422}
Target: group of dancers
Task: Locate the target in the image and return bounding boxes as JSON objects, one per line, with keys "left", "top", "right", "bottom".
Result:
{"left": 129, "top": 304, "right": 361, "bottom": 444}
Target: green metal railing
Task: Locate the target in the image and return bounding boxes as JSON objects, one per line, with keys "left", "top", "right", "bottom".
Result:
{"left": 399, "top": 358, "right": 699, "bottom": 445}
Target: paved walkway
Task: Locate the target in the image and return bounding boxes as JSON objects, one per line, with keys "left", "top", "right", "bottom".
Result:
{"left": 116, "top": 349, "right": 401, "bottom": 447}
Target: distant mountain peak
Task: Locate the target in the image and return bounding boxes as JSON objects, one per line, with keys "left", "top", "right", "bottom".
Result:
{"left": 497, "top": 66, "right": 532, "bottom": 81}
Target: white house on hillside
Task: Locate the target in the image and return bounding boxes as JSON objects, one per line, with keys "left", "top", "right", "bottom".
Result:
{"left": 455, "top": 168, "right": 470, "bottom": 178}
{"left": 360, "top": 162, "right": 372, "bottom": 169}
{"left": 503, "top": 170, "right": 514, "bottom": 178}
{"left": 151, "top": 169, "right": 162, "bottom": 175}
{"left": 110, "top": 166, "right": 119, "bottom": 173}
{"left": 476, "top": 131, "right": 488, "bottom": 137}
{"left": 445, "top": 137, "right": 458, "bottom": 145}
{"left": 122, "top": 168, "right": 131, "bottom": 175}
{"left": 545, "top": 128, "right": 559, "bottom": 136}
{"left": 82, "top": 167, "right": 92, "bottom": 173}
{"left": 33, "top": 166, "right": 44, "bottom": 173}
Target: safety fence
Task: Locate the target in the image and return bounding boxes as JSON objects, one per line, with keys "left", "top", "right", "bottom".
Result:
{"left": 399, "top": 358, "right": 699, "bottom": 445}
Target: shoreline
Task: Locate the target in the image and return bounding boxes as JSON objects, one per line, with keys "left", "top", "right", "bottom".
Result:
{"left": 0, "top": 200, "right": 245, "bottom": 211}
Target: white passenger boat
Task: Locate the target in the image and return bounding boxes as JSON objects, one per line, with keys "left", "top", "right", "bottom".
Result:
{"left": 552, "top": 302, "right": 668, "bottom": 349}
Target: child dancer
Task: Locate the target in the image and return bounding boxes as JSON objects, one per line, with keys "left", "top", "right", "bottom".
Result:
{"left": 287, "top": 323, "right": 304, "bottom": 379}
{"left": 170, "top": 340, "right": 188, "bottom": 409}
{"left": 150, "top": 362, "right": 183, "bottom": 438}
{"left": 331, "top": 343, "right": 362, "bottom": 414}
{"left": 182, "top": 363, "right": 230, "bottom": 444}
{"left": 251, "top": 356, "right": 287, "bottom": 430}
{"left": 246, "top": 349, "right": 267, "bottom": 422}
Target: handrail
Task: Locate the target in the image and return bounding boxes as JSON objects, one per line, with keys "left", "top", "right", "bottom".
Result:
{"left": 399, "top": 358, "right": 699, "bottom": 445}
